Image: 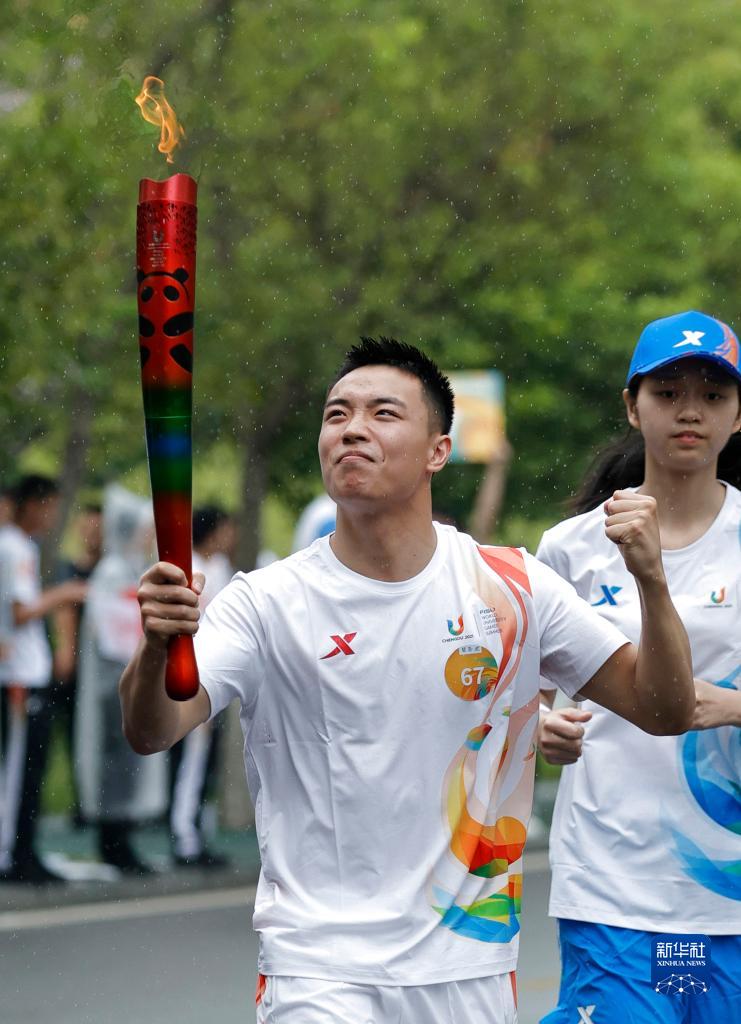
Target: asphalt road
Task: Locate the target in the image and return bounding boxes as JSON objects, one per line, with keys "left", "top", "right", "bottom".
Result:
{"left": 0, "top": 853, "right": 559, "bottom": 1024}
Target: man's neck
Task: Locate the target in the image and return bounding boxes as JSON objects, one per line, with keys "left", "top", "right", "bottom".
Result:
{"left": 330, "top": 504, "right": 439, "bottom": 582}
{"left": 640, "top": 460, "right": 725, "bottom": 549}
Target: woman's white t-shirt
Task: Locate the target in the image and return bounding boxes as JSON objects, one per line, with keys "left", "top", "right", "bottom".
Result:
{"left": 538, "top": 485, "right": 741, "bottom": 934}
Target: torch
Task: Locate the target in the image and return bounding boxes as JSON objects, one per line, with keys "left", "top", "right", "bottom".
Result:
{"left": 136, "top": 77, "right": 199, "bottom": 700}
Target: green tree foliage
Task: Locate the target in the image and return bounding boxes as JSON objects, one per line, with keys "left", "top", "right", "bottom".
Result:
{"left": 1, "top": 0, "right": 741, "bottom": 561}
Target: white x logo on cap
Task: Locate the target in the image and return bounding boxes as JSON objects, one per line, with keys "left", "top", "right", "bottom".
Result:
{"left": 577, "top": 1008, "right": 596, "bottom": 1023}
{"left": 674, "top": 330, "right": 705, "bottom": 348}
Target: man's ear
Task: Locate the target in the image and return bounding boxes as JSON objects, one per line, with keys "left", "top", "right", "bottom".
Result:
{"left": 429, "top": 434, "right": 452, "bottom": 476}
{"left": 622, "top": 388, "right": 640, "bottom": 431}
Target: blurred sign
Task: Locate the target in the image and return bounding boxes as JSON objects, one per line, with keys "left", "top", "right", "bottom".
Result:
{"left": 447, "top": 370, "right": 505, "bottom": 464}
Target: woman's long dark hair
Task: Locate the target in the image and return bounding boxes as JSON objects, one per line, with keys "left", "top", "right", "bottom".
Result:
{"left": 571, "top": 380, "right": 741, "bottom": 515}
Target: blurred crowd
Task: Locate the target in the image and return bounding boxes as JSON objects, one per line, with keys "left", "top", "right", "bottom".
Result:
{"left": 0, "top": 475, "right": 241, "bottom": 884}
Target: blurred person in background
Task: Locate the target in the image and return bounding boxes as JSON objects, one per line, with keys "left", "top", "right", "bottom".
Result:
{"left": 76, "top": 485, "right": 166, "bottom": 875}
{"left": 51, "top": 503, "right": 102, "bottom": 825}
{"left": 291, "top": 493, "right": 337, "bottom": 552}
{"left": 0, "top": 475, "right": 87, "bottom": 884}
{"left": 0, "top": 486, "right": 16, "bottom": 662}
{"left": 467, "top": 441, "right": 513, "bottom": 543}
{"left": 168, "top": 505, "right": 234, "bottom": 867}
{"left": 0, "top": 486, "right": 14, "bottom": 529}
{"left": 537, "top": 312, "right": 741, "bottom": 1023}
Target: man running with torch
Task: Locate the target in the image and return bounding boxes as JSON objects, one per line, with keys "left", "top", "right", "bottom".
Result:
{"left": 121, "top": 336, "right": 695, "bottom": 1023}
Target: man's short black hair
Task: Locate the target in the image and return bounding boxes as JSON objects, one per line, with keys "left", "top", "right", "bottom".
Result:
{"left": 13, "top": 474, "right": 59, "bottom": 507}
{"left": 193, "top": 505, "right": 229, "bottom": 547}
{"left": 330, "top": 336, "right": 454, "bottom": 434}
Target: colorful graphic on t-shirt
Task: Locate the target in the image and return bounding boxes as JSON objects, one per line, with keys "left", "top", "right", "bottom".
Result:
{"left": 444, "top": 645, "right": 499, "bottom": 700}
{"left": 430, "top": 546, "right": 537, "bottom": 943}
{"left": 673, "top": 665, "right": 741, "bottom": 901}
{"left": 447, "top": 615, "right": 465, "bottom": 636}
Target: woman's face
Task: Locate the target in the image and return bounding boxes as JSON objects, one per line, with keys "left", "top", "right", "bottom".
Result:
{"left": 624, "top": 359, "right": 741, "bottom": 473}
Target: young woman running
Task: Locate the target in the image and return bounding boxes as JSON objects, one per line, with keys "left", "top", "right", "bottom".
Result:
{"left": 537, "top": 310, "right": 741, "bottom": 1024}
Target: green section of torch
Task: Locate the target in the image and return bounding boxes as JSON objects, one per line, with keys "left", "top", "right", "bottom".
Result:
{"left": 143, "top": 389, "right": 193, "bottom": 495}
{"left": 142, "top": 386, "right": 192, "bottom": 420}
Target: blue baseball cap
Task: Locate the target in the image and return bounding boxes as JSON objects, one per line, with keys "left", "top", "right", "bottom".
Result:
{"left": 626, "top": 310, "right": 741, "bottom": 387}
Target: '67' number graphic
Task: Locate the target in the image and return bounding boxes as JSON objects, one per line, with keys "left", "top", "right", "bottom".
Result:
{"left": 444, "top": 645, "right": 499, "bottom": 701}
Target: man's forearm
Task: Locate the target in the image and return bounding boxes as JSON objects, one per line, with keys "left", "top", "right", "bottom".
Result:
{"left": 634, "top": 576, "right": 694, "bottom": 734}
{"left": 15, "top": 588, "right": 65, "bottom": 625}
{"left": 119, "top": 639, "right": 184, "bottom": 754}
{"left": 120, "top": 561, "right": 209, "bottom": 754}
{"left": 693, "top": 679, "right": 741, "bottom": 729}
{"left": 719, "top": 688, "right": 741, "bottom": 727}
{"left": 14, "top": 581, "right": 83, "bottom": 625}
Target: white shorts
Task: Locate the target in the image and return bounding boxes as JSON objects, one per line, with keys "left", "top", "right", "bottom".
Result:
{"left": 255, "top": 971, "right": 518, "bottom": 1023}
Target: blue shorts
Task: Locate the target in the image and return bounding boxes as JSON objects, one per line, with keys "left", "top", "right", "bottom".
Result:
{"left": 540, "top": 919, "right": 741, "bottom": 1024}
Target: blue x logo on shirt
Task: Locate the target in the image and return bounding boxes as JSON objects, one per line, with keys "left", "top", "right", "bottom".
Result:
{"left": 592, "top": 585, "right": 622, "bottom": 607}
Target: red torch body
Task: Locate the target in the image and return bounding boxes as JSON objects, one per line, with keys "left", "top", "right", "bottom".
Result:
{"left": 136, "top": 173, "right": 199, "bottom": 700}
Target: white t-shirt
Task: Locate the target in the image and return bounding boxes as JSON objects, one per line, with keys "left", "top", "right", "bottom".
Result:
{"left": 538, "top": 485, "right": 741, "bottom": 934}
{"left": 0, "top": 524, "right": 52, "bottom": 687}
{"left": 195, "top": 523, "right": 627, "bottom": 984}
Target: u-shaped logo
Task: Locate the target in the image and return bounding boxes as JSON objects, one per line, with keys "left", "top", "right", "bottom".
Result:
{"left": 447, "top": 615, "right": 465, "bottom": 636}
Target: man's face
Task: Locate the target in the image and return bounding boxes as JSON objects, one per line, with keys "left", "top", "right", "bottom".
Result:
{"left": 24, "top": 494, "right": 61, "bottom": 536}
{"left": 212, "top": 519, "right": 237, "bottom": 558}
{"left": 79, "top": 511, "right": 102, "bottom": 554}
{"left": 318, "top": 365, "right": 449, "bottom": 510}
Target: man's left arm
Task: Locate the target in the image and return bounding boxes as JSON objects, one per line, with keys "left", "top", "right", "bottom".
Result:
{"left": 577, "top": 490, "right": 694, "bottom": 736}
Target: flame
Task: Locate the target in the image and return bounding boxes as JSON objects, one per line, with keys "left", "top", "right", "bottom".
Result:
{"left": 135, "top": 76, "right": 184, "bottom": 165}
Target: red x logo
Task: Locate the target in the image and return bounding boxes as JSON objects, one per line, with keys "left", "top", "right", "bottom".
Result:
{"left": 320, "top": 632, "right": 358, "bottom": 659}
